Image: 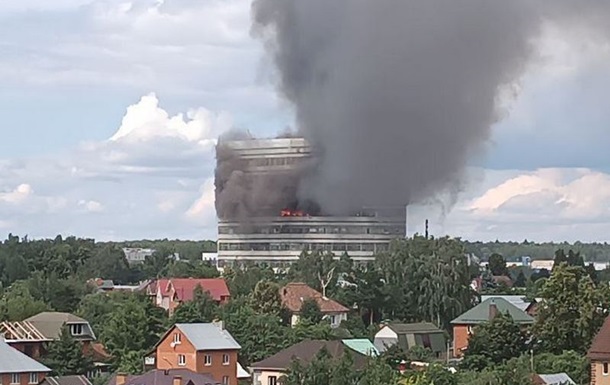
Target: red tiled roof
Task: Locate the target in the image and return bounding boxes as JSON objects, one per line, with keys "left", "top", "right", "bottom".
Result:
{"left": 169, "top": 278, "right": 230, "bottom": 302}
{"left": 156, "top": 279, "right": 170, "bottom": 297}
{"left": 280, "top": 282, "right": 349, "bottom": 313}
{"left": 85, "top": 342, "right": 112, "bottom": 363}
{"left": 588, "top": 315, "right": 610, "bottom": 360}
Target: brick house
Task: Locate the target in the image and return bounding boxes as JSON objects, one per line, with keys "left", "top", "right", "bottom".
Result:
{"left": 280, "top": 282, "right": 349, "bottom": 328}
{"left": 150, "top": 322, "right": 247, "bottom": 385}
{"left": 154, "top": 279, "right": 231, "bottom": 315}
{"left": 0, "top": 336, "right": 50, "bottom": 385}
{"left": 450, "top": 297, "right": 533, "bottom": 357}
{"left": 588, "top": 315, "right": 610, "bottom": 385}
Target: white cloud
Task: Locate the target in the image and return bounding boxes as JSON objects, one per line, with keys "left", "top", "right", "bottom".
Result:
{"left": 0, "top": 184, "right": 33, "bottom": 204}
{"left": 0, "top": 94, "right": 226, "bottom": 240}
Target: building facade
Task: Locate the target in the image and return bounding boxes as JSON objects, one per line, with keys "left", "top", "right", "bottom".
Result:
{"left": 216, "top": 138, "right": 406, "bottom": 266}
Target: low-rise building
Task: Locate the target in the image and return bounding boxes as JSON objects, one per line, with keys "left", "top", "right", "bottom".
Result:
{"left": 250, "top": 340, "right": 369, "bottom": 385}
{"left": 280, "top": 282, "right": 349, "bottom": 328}
{"left": 106, "top": 369, "right": 220, "bottom": 385}
{"left": 40, "top": 375, "right": 92, "bottom": 385}
{"left": 588, "top": 315, "right": 610, "bottom": 385}
{"left": 154, "top": 279, "right": 231, "bottom": 315}
{"left": 374, "top": 322, "right": 447, "bottom": 358}
{"left": 0, "top": 336, "right": 51, "bottom": 385}
{"left": 149, "top": 322, "right": 247, "bottom": 385}
{"left": 450, "top": 297, "right": 534, "bottom": 358}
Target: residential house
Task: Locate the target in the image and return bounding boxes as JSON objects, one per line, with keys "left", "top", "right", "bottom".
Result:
{"left": 342, "top": 339, "right": 379, "bottom": 357}
{"left": 374, "top": 322, "right": 447, "bottom": 358}
{"left": 40, "top": 375, "right": 92, "bottom": 385}
{"left": 280, "top": 282, "right": 349, "bottom": 328}
{"left": 588, "top": 315, "right": 610, "bottom": 385}
{"left": 531, "top": 373, "right": 575, "bottom": 385}
{"left": 450, "top": 297, "right": 534, "bottom": 358}
{"left": 154, "top": 278, "right": 231, "bottom": 315}
{"left": 149, "top": 322, "right": 247, "bottom": 385}
{"left": 122, "top": 248, "right": 155, "bottom": 264}
{"left": 480, "top": 295, "right": 538, "bottom": 316}
{"left": 250, "top": 340, "right": 369, "bottom": 385}
{"left": 87, "top": 279, "right": 146, "bottom": 293}
{"left": 0, "top": 336, "right": 51, "bottom": 385}
{"left": 21, "top": 312, "right": 111, "bottom": 375}
{"left": 0, "top": 320, "right": 52, "bottom": 359}
{"left": 106, "top": 369, "right": 220, "bottom": 385}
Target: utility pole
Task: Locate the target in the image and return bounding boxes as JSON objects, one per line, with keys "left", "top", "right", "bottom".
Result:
{"left": 425, "top": 219, "right": 429, "bottom": 239}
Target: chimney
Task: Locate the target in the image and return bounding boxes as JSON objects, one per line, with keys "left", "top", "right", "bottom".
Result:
{"left": 173, "top": 376, "right": 182, "bottom": 385}
{"left": 116, "top": 373, "right": 127, "bottom": 385}
{"left": 489, "top": 301, "right": 498, "bottom": 320}
{"left": 212, "top": 319, "right": 224, "bottom": 330}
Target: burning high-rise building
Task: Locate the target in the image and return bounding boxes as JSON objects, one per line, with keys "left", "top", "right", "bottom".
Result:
{"left": 215, "top": 137, "right": 406, "bottom": 266}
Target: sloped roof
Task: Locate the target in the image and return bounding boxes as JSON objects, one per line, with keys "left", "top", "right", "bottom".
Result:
{"left": 24, "top": 312, "right": 93, "bottom": 340}
{"left": 42, "top": 375, "right": 92, "bottom": 385}
{"left": 0, "top": 321, "right": 51, "bottom": 342}
{"left": 0, "top": 337, "right": 51, "bottom": 373}
{"left": 451, "top": 298, "right": 534, "bottom": 325}
{"left": 237, "top": 363, "right": 250, "bottom": 379}
{"left": 481, "top": 295, "right": 533, "bottom": 312}
{"left": 167, "top": 278, "right": 230, "bottom": 302}
{"left": 588, "top": 315, "right": 610, "bottom": 360}
{"left": 280, "top": 282, "right": 349, "bottom": 313}
{"left": 532, "top": 373, "right": 575, "bottom": 385}
{"left": 387, "top": 322, "right": 443, "bottom": 335}
{"left": 251, "top": 340, "right": 368, "bottom": 371}
{"left": 156, "top": 323, "right": 240, "bottom": 351}
{"left": 342, "top": 339, "right": 379, "bottom": 356}
{"left": 105, "top": 369, "right": 220, "bottom": 385}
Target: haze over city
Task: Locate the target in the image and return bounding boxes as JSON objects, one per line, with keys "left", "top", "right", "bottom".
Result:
{"left": 1, "top": 0, "right": 610, "bottom": 242}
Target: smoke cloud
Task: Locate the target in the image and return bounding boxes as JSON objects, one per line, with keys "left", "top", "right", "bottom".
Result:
{"left": 215, "top": 0, "right": 610, "bottom": 220}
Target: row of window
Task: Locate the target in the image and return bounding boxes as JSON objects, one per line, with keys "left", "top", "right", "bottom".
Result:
{"left": 9, "top": 373, "right": 39, "bottom": 384}
{"left": 245, "top": 157, "right": 305, "bottom": 167}
{"left": 218, "top": 242, "right": 389, "bottom": 253}
{"left": 219, "top": 225, "right": 403, "bottom": 235}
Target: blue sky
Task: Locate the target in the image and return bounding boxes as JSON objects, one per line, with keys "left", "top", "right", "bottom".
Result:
{"left": 1, "top": 0, "right": 610, "bottom": 242}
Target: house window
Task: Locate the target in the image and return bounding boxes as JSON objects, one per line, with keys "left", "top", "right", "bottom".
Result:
{"left": 29, "top": 373, "right": 39, "bottom": 384}
{"left": 204, "top": 354, "right": 212, "bottom": 366}
{"left": 330, "top": 315, "right": 336, "bottom": 325}
{"left": 11, "top": 374, "right": 20, "bottom": 384}
{"left": 467, "top": 326, "right": 473, "bottom": 335}
{"left": 222, "top": 376, "right": 229, "bottom": 385}
{"left": 268, "top": 376, "right": 277, "bottom": 385}
{"left": 604, "top": 362, "right": 609, "bottom": 375}
{"left": 178, "top": 354, "right": 186, "bottom": 366}
{"left": 173, "top": 333, "right": 181, "bottom": 344}
{"left": 223, "top": 353, "right": 230, "bottom": 365}
{"left": 70, "top": 324, "right": 83, "bottom": 336}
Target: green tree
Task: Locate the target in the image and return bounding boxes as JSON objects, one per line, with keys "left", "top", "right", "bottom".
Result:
{"left": 534, "top": 350, "right": 589, "bottom": 385}
{"left": 0, "top": 281, "right": 48, "bottom": 321}
{"left": 116, "top": 351, "right": 145, "bottom": 374}
{"left": 489, "top": 253, "right": 509, "bottom": 276}
{"left": 43, "top": 327, "right": 93, "bottom": 375}
{"left": 359, "top": 358, "right": 397, "bottom": 385}
{"left": 514, "top": 270, "right": 527, "bottom": 288}
{"left": 248, "top": 280, "right": 283, "bottom": 316}
{"left": 462, "top": 312, "right": 527, "bottom": 369}
{"left": 533, "top": 263, "right": 609, "bottom": 354}
{"left": 300, "top": 298, "right": 323, "bottom": 324}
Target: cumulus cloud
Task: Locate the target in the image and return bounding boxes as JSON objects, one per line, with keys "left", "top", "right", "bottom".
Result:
{"left": 0, "top": 94, "right": 227, "bottom": 240}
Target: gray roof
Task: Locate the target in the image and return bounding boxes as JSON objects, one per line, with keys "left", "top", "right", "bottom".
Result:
{"left": 480, "top": 295, "right": 533, "bottom": 312}
{"left": 536, "top": 373, "right": 575, "bottom": 385}
{"left": 175, "top": 323, "right": 241, "bottom": 351}
{"left": 24, "top": 312, "right": 94, "bottom": 340}
{"left": 451, "top": 298, "right": 534, "bottom": 325}
{"left": 0, "top": 337, "right": 51, "bottom": 373}
{"left": 106, "top": 369, "right": 219, "bottom": 385}
{"left": 42, "top": 376, "right": 92, "bottom": 385}
{"left": 387, "top": 322, "right": 443, "bottom": 334}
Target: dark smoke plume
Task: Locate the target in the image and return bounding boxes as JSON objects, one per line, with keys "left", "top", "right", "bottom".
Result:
{"left": 216, "top": 0, "right": 610, "bottom": 220}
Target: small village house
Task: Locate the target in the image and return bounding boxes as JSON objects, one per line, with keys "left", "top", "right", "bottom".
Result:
{"left": 588, "top": 315, "right": 610, "bottom": 385}
{"left": 280, "top": 282, "right": 349, "bottom": 328}
{"left": 374, "top": 322, "right": 447, "bottom": 359}
{"left": 153, "top": 278, "right": 231, "bottom": 315}
{"left": 149, "top": 322, "right": 248, "bottom": 385}
{"left": 106, "top": 369, "right": 220, "bottom": 385}
{"left": 0, "top": 336, "right": 51, "bottom": 385}
{"left": 450, "top": 297, "right": 534, "bottom": 357}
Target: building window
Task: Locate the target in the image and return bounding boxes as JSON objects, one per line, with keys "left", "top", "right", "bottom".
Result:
{"left": 222, "top": 376, "right": 229, "bottom": 385}
{"left": 467, "top": 326, "right": 473, "bottom": 335}
{"left": 29, "top": 373, "right": 39, "bottom": 384}
{"left": 11, "top": 374, "right": 20, "bottom": 384}
{"left": 330, "top": 315, "right": 336, "bottom": 325}
{"left": 223, "top": 353, "right": 230, "bottom": 365}
{"left": 268, "top": 376, "right": 277, "bottom": 385}
{"left": 178, "top": 354, "right": 186, "bottom": 366}
{"left": 173, "top": 333, "right": 181, "bottom": 344}
{"left": 604, "top": 362, "right": 609, "bottom": 375}
{"left": 70, "top": 324, "right": 83, "bottom": 335}
{"left": 204, "top": 354, "right": 212, "bottom": 366}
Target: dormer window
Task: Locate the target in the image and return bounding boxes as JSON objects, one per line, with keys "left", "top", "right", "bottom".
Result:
{"left": 70, "top": 324, "right": 83, "bottom": 336}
